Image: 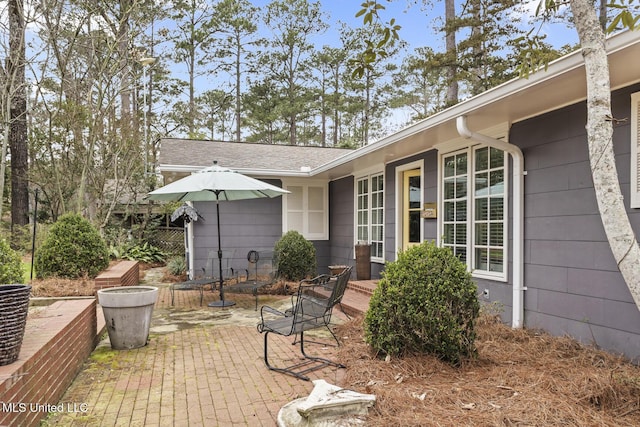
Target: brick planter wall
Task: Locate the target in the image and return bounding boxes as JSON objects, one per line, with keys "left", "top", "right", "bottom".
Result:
{"left": 94, "top": 260, "right": 139, "bottom": 291}
{"left": 0, "top": 299, "right": 97, "bottom": 427}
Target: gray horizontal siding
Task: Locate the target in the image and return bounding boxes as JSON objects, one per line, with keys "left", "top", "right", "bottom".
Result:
{"left": 511, "top": 82, "right": 640, "bottom": 361}
{"left": 191, "top": 180, "right": 284, "bottom": 275}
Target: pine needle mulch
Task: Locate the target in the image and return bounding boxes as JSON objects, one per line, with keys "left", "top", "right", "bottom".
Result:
{"left": 335, "top": 314, "right": 640, "bottom": 427}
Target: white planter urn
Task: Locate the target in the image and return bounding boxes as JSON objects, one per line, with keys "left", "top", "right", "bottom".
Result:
{"left": 97, "top": 286, "right": 158, "bottom": 350}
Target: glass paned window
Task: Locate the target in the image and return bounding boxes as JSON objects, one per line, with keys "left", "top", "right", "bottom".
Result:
{"left": 442, "top": 146, "right": 507, "bottom": 278}
{"left": 442, "top": 152, "right": 468, "bottom": 263}
{"left": 357, "top": 173, "right": 384, "bottom": 259}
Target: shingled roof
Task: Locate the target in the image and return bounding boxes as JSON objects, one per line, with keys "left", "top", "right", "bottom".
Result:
{"left": 158, "top": 139, "right": 352, "bottom": 174}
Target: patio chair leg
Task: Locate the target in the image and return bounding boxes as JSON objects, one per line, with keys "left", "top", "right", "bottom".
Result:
{"left": 263, "top": 331, "right": 345, "bottom": 381}
{"left": 338, "top": 302, "right": 351, "bottom": 320}
{"left": 291, "top": 324, "right": 340, "bottom": 347}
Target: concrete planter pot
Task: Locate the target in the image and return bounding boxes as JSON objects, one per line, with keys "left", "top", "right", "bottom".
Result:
{"left": 0, "top": 284, "right": 31, "bottom": 365}
{"left": 97, "top": 286, "right": 158, "bottom": 350}
{"left": 328, "top": 265, "right": 348, "bottom": 276}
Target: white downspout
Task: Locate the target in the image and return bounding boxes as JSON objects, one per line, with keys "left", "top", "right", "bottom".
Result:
{"left": 456, "top": 116, "right": 526, "bottom": 328}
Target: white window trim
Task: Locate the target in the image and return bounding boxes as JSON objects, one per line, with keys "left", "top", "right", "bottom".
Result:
{"left": 631, "top": 91, "right": 640, "bottom": 208}
{"left": 354, "top": 171, "right": 385, "bottom": 263}
{"left": 438, "top": 145, "right": 509, "bottom": 282}
{"left": 282, "top": 179, "right": 329, "bottom": 240}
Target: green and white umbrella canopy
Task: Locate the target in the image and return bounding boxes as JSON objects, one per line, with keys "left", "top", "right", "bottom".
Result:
{"left": 147, "top": 161, "right": 289, "bottom": 202}
{"left": 148, "top": 161, "right": 288, "bottom": 307}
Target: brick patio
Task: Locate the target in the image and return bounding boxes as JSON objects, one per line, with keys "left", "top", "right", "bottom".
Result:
{"left": 43, "top": 274, "right": 374, "bottom": 426}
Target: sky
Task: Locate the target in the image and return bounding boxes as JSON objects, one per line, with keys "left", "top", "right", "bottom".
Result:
{"left": 266, "top": 0, "right": 579, "bottom": 55}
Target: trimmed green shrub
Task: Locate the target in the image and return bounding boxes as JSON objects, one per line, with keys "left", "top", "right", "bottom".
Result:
{"left": 34, "top": 213, "right": 109, "bottom": 279}
{"left": 364, "top": 241, "right": 480, "bottom": 364}
{"left": 0, "top": 238, "right": 24, "bottom": 284}
{"left": 274, "top": 230, "right": 317, "bottom": 281}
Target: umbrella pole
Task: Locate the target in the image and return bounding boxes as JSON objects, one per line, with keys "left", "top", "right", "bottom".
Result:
{"left": 208, "top": 194, "right": 235, "bottom": 308}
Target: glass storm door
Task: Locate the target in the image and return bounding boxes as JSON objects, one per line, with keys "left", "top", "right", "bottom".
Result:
{"left": 402, "top": 169, "right": 421, "bottom": 250}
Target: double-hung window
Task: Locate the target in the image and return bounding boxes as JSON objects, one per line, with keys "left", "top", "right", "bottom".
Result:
{"left": 356, "top": 173, "right": 384, "bottom": 261}
{"left": 441, "top": 146, "right": 507, "bottom": 280}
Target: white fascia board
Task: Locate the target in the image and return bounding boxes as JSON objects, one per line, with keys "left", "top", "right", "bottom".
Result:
{"left": 158, "top": 164, "right": 311, "bottom": 178}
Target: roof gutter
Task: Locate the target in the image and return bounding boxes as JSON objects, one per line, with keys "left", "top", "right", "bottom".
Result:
{"left": 456, "top": 116, "right": 526, "bottom": 329}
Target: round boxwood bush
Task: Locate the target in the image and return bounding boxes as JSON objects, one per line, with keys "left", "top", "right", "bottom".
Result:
{"left": 364, "top": 241, "right": 480, "bottom": 364}
{"left": 34, "top": 213, "right": 110, "bottom": 279}
{"left": 0, "top": 238, "right": 24, "bottom": 284}
{"left": 274, "top": 230, "right": 317, "bottom": 281}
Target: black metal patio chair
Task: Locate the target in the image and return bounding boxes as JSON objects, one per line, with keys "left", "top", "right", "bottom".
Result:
{"left": 256, "top": 266, "right": 352, "bottom": 381}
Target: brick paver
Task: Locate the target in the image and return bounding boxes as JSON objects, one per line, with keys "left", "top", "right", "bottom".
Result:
{"left": 44, "top": 281, "right": 355, "bottom": 427}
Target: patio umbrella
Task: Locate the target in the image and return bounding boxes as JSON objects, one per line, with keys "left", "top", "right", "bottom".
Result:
{"left": 171, "top": 204, "right": 202, "bottom": 280}
{"left": 148, "top": 161, "right": 289, "bottom": 307}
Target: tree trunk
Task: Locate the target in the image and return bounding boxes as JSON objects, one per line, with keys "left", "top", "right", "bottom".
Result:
{"left": 570, "top": 0, "right": 640, "bottom": 309}
{"left": 445, "top": 0, "right": 458, "bottom": 105}
{"left": 8, "top": 0, "right": 29, "bottom": 243}
{"left": 235, "top": 35, "right": 242, "bottom": 142}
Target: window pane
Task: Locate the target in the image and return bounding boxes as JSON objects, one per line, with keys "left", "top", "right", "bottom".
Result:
{"left": 455, "top": 224, "right": 466, "bottom": 245}
{"left": 288, "top": 186, "right": 303, "bottom": 210}
{"left": 489, "top": 170, "right": 504, "bottom": 195}
{"left": 444, "top": 156, "right": 456, "bottom": 177}
{"left": 373, "top": 225, "right": 383, "bottom": 241}
{"left": 443, "top": 223, "right": 454, "bottom": 244}
{"left": 358, "top": 179, "right": 368, "bottom": 194}
{"left": 444, "top": 201, "right": 455, "bottom": 221}
{"left": 308, "top": 212, "right": 324, "bottom": 234}
{"left": 456, "top": 247, "right": 467, "bottom": 263}
{"left": 371, "top": 193, "right": 379, "bottom": 209}
{"left": 361, "top": 211, "right": 368, "bottom": 225}
{"left": 455, "top": 201, "right": 467, "bottom": 221}
{"left": 456, "top": 154, "right": 467, "bottom": 175}
{"left": 308, "top": 187, "right": 323, "bottom": 210}
{"left": 444, "top": 179, "right": 455, "bottom": 199}
{"left": 475, "top": 223, "right": 487, "bottom": 245}
{"left": 358, "top": 226, "right": 368, "bottom": 241}
{"left": 374, "top": 175, "right": 384, "bottom": 191}
{"left": 490, "top": 147, "right": 504, "bottom": 169}
{"left": 409, "top": 211, "right": 421, "bottom": 243}
{"left": 489, "top": 249, "right": 503, "bottom": 272}
{"left": 475, "top": 172, "right": 488, "bottom": 196}
{"left": 372, "top": 242, "right": 383, "bottom": 258}
{"left": 475, "top": 147, "right": 488, "bottom": 171}
{"left": 475, "top": 248, "right": 488, "bottom": 270}
{"left": 490, "top": 223, "right": 503, "bottom": 246}
{"left": 490, "top": 198, "right": 503, "bottom": 220}
{"left": 359, "top": 194, "right": 368, "bottom": 210}
{"left": 409, "top": 176, "right": 421, "bottom": 209}
{"left": 456, "top": 176, "right": 467, "bottom": 198}
{"left": 289, "top": 212, "right": 303, "bottom": 231}
{"left": 476, "top": 198, "right": 488, "bottom": 221}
